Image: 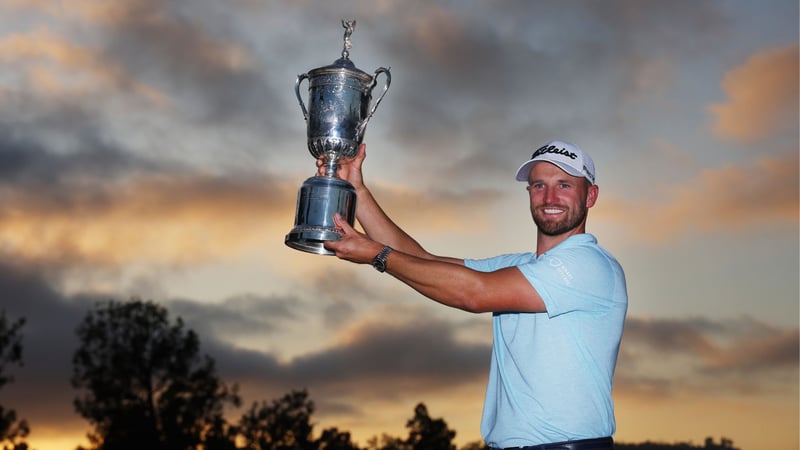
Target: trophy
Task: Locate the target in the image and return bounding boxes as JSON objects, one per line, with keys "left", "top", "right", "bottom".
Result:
{"left": 285, "top": 20, "right": 391, "bottom": 255}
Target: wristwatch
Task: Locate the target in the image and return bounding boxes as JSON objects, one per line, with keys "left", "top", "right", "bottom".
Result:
{"left": 371, "top": 246, "right": 393, "bottom": 273}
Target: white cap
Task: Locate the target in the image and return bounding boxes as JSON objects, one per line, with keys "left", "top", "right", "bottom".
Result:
{"left": 514, "top": 140, "right": 596, "bottom": 185}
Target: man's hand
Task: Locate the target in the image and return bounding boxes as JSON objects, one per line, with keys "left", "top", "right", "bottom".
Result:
{"left": 324, "top": 213, "right": 384, "bottom": 264}
{"left": 316, "top": 143, "right": 367, "bottom": 190}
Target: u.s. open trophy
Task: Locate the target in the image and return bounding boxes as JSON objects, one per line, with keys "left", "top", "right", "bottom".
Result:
{"left": 285, "top": 20, "right": 391, "bottom": 255}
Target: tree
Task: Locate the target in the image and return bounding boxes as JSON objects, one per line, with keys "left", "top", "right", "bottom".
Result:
{"left": 0, "top": 311, "right": 29, "bottom": 450}
{"left": 364, "top": 433, "right": 405, "bottom": 450}
{"left": 71, "top": 299, "right": 240, "bottom": 450}
{"left": 237, "top": 389, "right": 315, "bottom": 450}
{"left": 404, "top": 404, "right": 456, "bottom": 450}
{"left": 458, "top": 442, "right": 489, "bottom": 450}
{"left": 315, "top": 427, "right": 360, "bottom": 450}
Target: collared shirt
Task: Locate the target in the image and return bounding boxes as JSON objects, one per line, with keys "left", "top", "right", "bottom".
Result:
{"left": 465, "top": 234, "right": 627, "bottom": 448}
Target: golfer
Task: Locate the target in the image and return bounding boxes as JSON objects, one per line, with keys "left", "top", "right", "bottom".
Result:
{"left": 322, "top": 140, "right": 627, "bottom": 450}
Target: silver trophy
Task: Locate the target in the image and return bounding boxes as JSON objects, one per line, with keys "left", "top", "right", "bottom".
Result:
{"left": 285, "top": 20, "right": 391, "bottom": 255}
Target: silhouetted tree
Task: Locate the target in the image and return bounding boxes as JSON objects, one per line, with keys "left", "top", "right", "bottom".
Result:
{"left": 202, "top": 415, "right": 240, "bottom": 450}
{"left": 616, "top": 437, "right": 741, "bottom": 450}
{"left": 316, "top": 427, "right": 360, "bottom": 450}
{"left": 71, "top": 299, "right": 240, "bottom": 450}
{"left": 0, "top": 311, "right": 29, "bottom": 450}
{"left": 364, "top": 433, "right": 405, "bottom": 450}
{"left": 404, "top": 404, "right": 456, "bottom": 450}
{"left": 458, "top": 442, "right": 489, "bottom": 450}
{"left": 237, "top": 389, "right": 315, "bottom": 450}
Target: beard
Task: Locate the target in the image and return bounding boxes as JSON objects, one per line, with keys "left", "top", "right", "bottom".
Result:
{"left": 532, "top": 202, "right": 588, "bottom": 236}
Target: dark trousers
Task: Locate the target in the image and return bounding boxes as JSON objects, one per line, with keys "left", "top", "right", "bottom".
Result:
{"left": 492, "top": 436, "right": 614, "bottom": 450}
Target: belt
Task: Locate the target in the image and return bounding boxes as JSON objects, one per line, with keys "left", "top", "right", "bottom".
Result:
{"left": 497, "top": 436, "right": 614, "bottom": 450}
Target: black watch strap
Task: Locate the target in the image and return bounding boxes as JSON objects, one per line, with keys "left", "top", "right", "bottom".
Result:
{"left": 372, "top": 246, "right": 393, "bottom": 273}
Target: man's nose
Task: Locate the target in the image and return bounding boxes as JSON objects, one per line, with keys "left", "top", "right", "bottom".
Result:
{"left": 543, "top": 186, "right": 558, "bottom": 203}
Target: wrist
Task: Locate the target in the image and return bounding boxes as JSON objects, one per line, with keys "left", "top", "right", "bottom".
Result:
{"left": 371, "top": 246, "right": 393, "bottom": 273}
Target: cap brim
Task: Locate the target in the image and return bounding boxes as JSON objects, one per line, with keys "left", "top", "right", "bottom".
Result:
{"left": 514, "top": 159, "right": 585, "bottom": 182}
{"left": 514, "top": 160, "right": 536, "bottom": 181}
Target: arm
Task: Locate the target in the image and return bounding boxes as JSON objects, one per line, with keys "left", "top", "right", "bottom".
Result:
{"left": 324, "top": 215, "right": 546, "bottom": 314}
{"left": 320, "top": 143, "right": 460, "bottom": 264}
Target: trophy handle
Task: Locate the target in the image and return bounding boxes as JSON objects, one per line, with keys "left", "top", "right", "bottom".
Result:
{"left": 295, "top": 73, "right": 309, "bottom": 121}
{"left": 356, "top": 67, "right": 391, "bottom": 139}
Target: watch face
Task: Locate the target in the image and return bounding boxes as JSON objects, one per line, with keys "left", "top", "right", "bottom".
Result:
{"left": 372, "top": 246, "right": 391, "bottom": 272}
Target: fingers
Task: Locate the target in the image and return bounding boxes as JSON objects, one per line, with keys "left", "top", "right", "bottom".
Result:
{"left": 332, "top": 213, "right": 354, "bottom": 234}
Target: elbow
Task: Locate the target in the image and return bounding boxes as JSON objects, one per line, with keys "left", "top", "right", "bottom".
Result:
{"left": 453, "top": 296, "right": 487, "bottom": 314}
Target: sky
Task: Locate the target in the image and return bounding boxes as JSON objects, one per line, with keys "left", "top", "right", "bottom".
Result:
{"left": 0, "top": 0, "right": 797, "bottom": 449}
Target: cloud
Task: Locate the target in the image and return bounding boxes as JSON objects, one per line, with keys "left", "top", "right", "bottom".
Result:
{"left": 0, "top": 27, "right": 168, "bottom": 106}
{"left": 0, "top": 121, "right": 501, "bottom": 272}
{"left": 0, "top": 168, "right": 295, "bottom": 268}
{"left": 708, "top": 44, "right": 799, "bottom": 142}
{"left": 617, "top": 315, "right": 798, "bottom": 399}
{"left": 2, "top": 0, "right": 285, "bottom": 135}
{"left": 595, "top": 152, "right": 799, "bottom": 242}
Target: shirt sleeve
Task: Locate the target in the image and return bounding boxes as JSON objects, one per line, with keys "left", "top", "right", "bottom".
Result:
{"left": 516, "top": 246, "right": 618, "bottom": 318}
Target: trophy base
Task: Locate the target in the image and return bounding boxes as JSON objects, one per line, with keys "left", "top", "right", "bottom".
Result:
{"left": 285, "top": 227, "right": 341, "bottom": 255}
{"left": 285, "top": 175, "right": 357, "bottom": 256}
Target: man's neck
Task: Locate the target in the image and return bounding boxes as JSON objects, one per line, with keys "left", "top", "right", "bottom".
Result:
{"left": 536, "top": 227, "right": 586, "bottom": 256}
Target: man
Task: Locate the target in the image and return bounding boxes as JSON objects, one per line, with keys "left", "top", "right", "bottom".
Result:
{"left": 322, "top": 140, "right": 627, "bottom": 450}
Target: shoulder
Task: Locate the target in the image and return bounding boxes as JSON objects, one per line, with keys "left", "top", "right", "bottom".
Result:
{"left": 525, "top": 234, "right": 625, "bottom": 291}
{"left": 546, "top": 234, "right": 621, "bottom": 269}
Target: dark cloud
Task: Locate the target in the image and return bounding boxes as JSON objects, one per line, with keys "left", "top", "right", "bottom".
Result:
{"left": 169, "top": 293, "right": 302, "bottom": 339}
{"left": 0, "top": 123, "right": 157, "bottom": 188}
{"left": 0, "top": 263, "right": 94, "bottom": 430}
{"left": 286, "top": 317, "right": 489, "bottom": 386}
{"left": 93, "top": 0, "right": 286, "bottom": 130}
{"left": 616, "top": 316, "right": 799, "bottom": 398}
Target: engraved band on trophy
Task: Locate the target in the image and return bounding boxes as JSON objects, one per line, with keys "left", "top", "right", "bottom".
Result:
{"left": 285, "top": 20, "right": 391, "bottom": 255}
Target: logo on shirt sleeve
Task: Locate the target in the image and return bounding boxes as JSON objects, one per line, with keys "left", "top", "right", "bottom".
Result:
{"left": 546, "top": 256, "right": 574, "bottom": 286}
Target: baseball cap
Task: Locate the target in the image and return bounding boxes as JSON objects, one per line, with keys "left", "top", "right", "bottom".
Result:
{"left": 514, "top": 140, "right": 596, "bottom": 185}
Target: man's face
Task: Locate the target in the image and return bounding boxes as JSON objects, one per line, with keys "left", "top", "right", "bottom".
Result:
{"left": 526, "top": 162, "right": 598, "bottom": 236}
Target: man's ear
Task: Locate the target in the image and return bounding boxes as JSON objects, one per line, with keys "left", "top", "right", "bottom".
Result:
{"left": 586, "top": 184, "right": 599, "bottom": 208}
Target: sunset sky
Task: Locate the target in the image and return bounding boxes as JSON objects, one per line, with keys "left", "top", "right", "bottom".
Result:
{"left": 0, "top": 1, "right": 797, "bottom": 449}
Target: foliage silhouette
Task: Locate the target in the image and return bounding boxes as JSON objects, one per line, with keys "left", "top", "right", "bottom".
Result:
{"left": 364, "top": 403, "right": 458, "bottom": 450}
{"left": 0, "top": 310, "right": 30, "bottom": 450}
{"left": 237, "top": 389, "right": 360, "bottom": 450}
{"left": 316, "top": 427, "right": 360, "bottom": 450}
{"left": 615, "top": 436, "right": 741, "bottom": 450}
{"left": 71, "top": 299, "right": 240, "bottom": 450}
{"left": 405, "top": 404, "right": 456, "bottom": 450}
{"left": 238, "top": 389, "right": 315, "bottom": 450}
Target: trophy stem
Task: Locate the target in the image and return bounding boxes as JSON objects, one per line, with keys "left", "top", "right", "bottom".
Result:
{"left": 324, "top": 158, "right": 339, "bottom": 178}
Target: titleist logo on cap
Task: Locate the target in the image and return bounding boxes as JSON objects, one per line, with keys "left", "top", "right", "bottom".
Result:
{"left": 531, "top": 144, "right": 577, "bottom": 160}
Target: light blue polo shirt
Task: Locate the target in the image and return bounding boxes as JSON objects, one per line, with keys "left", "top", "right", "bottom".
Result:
{"left": 464, "top": 233, "right": 627, "bottom": 448}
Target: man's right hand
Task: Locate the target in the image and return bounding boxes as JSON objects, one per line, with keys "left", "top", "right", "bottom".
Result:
{"left": 316, "top": 143, "right": 367, "bottom": 190}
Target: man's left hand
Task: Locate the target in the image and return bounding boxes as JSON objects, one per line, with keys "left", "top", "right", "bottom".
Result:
{"left": 324, "top": 213, "right": 384, "bottom": 265}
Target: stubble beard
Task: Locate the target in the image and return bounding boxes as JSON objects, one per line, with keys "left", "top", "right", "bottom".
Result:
{"left": 533, "top": 202, "right": 588, "bottom": 236}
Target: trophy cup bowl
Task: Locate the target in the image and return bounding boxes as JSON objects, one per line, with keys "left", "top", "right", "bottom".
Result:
{"left": 285, "top": 20, "right": 391, "bottom": 255}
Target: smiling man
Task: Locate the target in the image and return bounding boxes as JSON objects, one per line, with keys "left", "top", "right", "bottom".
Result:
{"left": 323, "top": 140, "right": 628, "bottom": 450}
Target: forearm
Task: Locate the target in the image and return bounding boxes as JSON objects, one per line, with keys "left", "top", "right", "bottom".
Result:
{"left": 354, "top": 185, "right": 435, "bottom": 260}
{"left": 382, "top": 250, "right": 485, "bottom": 312}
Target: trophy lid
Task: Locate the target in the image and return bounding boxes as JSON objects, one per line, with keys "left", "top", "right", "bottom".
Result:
{"left": 307, "top": 20, "right": 373, "bottom": 82}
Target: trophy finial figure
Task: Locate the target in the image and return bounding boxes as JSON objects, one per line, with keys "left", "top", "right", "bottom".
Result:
{"left": 341, "top": 20, "right": 356, "bottom": 59}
